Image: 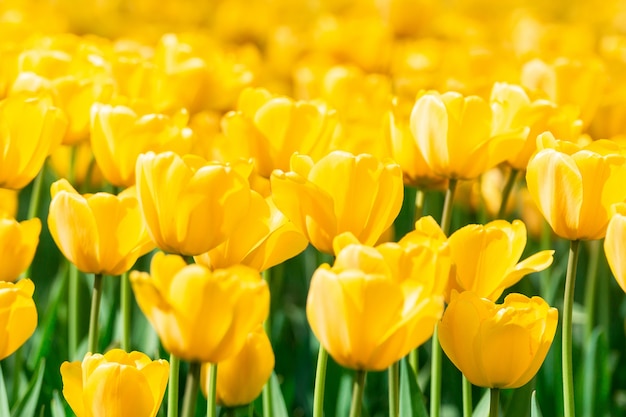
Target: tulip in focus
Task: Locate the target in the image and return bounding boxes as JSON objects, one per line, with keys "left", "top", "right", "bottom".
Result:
{"left": 0, "top": 279, "right": 37, "bottom": 360}
{"left": 0, "top": 216, "right": 41, "bottom": 282}
{"left": 60, "top": 349, "right": 169, "bottom": 417}
{"left": 439, "top": 291, "right": 557, "bottom": 389}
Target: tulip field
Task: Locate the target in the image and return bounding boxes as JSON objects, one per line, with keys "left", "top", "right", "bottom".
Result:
{"left": 3, "top": 1, "right": 626, "bottom": 417}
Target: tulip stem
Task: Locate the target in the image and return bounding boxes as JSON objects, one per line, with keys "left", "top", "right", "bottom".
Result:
{"left": 68, "top": 264, "right": 79, "bottom": 360}
{"left": 441, "top": 179, "right": 457, "bottom": 236}
{"left": 497, "top": 169, "right": 518, "bottom": 219}
{"left": 207, "top": 363, "right": 218, "bottom": 417}
{"left": 87, "top": 273, "right": 103, "bottom": 354}
{"left": 121, "top": 271, "right": 131, "bottom": 351}
{"left": 168, "top": 355, "right": 180, "bottom": 417}
{"left": 312, "top": 346, "right": 328, "bottom": 417}
{"left": 182, "top": 362, "right": 201, "bottom": 417}
{"left": 349, "top": 370, "right": 367, "bottom": 417}
{"left": 27, "top": 164, "right": 45, "bottom": 220}
{"left": 414, "top": 188, "right": 425, "bottom": 222}
{"left": 262, "top": 269, "right": 273, "bottom": 417}
{"left": 388, "top": 361, "right": 399, "bottom": 417}
{"left": 409, "top": 349, "right": 419, "bottom": 379}
{"left": 563, "top": 240, "right": 580, "bottom": 417}
{"left": 583, "top": 240, "right": 601, "bottom": 340}
{"left": 489, "top": 388, "right": 500, "bottom": 417}
{"left": 462, "top": 375, "right": 472, "bottom": 417}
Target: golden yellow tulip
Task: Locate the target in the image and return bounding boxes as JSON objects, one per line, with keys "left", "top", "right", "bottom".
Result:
{"left": 0, "top": 279, "right": 37, "bottom": 360}
{"left": 0, "top": 95, "right": 67, "bottom": 189}
{"left": 60, "top": 349, "right": 169, "bottom": 417}
{"left": 306, "top": 234, "right": 444, "bottom": 371}
{"left": 446, "top": 219, "right": 554, "bottom": 302}
{"left": 439, "top": 291, "right": 557, "bottom": 389}
{"left": 0, "top": 216, "right": 41, "bottom": 282}
{"left": 135, "top": 151, "right": 251, "bottom": 256}
{"left": 271, "top": 151, "right": 403, "bottom": 255}
{"left": 48, "top": 179, "right": 154, "bottom": 275}
{"left": 526, "top": 132, "right": 626, "bottom": 241}
{"left": 130, "top": 252, "right": 269, "bottom": 363}
{"left": 201, "top": 326, "right": 274, "bottom": 407}
{"left": 0, "top": 189, "right": 18, "bottom": 217}
{"left": 604, "top": 203, "right": 626, "bottom": 293}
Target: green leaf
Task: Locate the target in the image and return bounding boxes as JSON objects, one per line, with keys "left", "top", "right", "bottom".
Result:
{"left": 582, "top": 328, "right": 610, "bottom": 417}
{"left": 399, "top": 358, "right": 428, "bottom": 417}
{"left": 0, "top": 363, "right": 11, "bottom": 417}
{"left": 503, "top": 379, "right": 535, "bottom": 417}
{"left": 50, "top": 391, "right": 67, "bottom": 417}
{"left": 473, "top": 389, "right": 489, "bottom": 417}
{"left": 531, "top": 391, "right": 543, "bottom": 417}
{"left": 267, "top": 372, "right": 289, "bottom": 417}
{"left": 11, "top": 359, "right": 45, "bottom": 417}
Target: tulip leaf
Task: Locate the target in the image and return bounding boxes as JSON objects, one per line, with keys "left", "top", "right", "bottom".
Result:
{"left": 268, "top": 372, "right": 289, "bottom": 417}
{"left": 11, "top": 359, "right": 45, "bottom": 417}
{"left": 0, "top": 364, "right": 10, "bottom": 417}
{"left": 50, "top": 390, "right": 67, "bottom": 417}
{"left": 581, "top": 328, "right": 610, "bottom": 417}
{"left": 472, "top": 390, "right": 489, "bottom": 417}
{"left": 503, "top": 378, "right": 534, "bottom": 417}
{"left": 531, "top": 391, "right": 543, "bottom": 417}
{"left": 399, "top": 358, "right": 428, "bottom": 417}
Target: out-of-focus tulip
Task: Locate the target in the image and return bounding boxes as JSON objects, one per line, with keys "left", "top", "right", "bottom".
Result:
{"left": 526, "top": 132, "right": 626, "bottom": 241}
{"left": 306, "top": 233, "right": 444, "bottom": 371}
{"left": 49, "top": 143, "right": 105, "bottom": 191}
{"left": 439, "top": 291, "right": 557, "bottom": 389}
{"left": 0, "top": 216, "right": 41, "bottom": 282}
{"left": 60, "top": 349, "right": 169, "bottom": 417}
{"left": 194, "top": 191, "right": 308, "bottom": 271}
{"left": 0, "top": 95, "right": 67, "bottom": 189}
{"left": 201, "top": 327, "right": 274, "bottom": 407}
{"left": 130, "top": 252, "right": 269, "bottom": 363}
{"left": 0, "top": 279, "right": 37, "bottom": 360}
{"left": 604, "top": 203, "right": 626, "bottom": 293}
{"left": 48, "top": 179, "right": 154, "bottom": 275}
{"left": 135, "top": 151, "right": 251, "bottom": 256}
{"left": 271, "top": 151, "right": 403, "bottom": 255}
{"left": 446, "top": 219, "right": 554, "bottom": 302}
{"left": 91, "top": 103, "right": 193, "bottom": 187}
{"left": 410, "top": 90, "right": 524, "bottom": 180}
{"left": 0, "top": 189, "right": 18, "bottom": 217}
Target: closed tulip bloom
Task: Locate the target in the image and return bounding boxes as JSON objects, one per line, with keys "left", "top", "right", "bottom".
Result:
{"left": 130, "top": 252, "right": 269, "bottom": 363}
{"left": 410, "top": 91, "right": 524, "bottom": 180}
{"left": 0, "top": 279, "right": 37, "bottom": 360}
{"left": 0, "top": 216, "right": 41, "bottom": 282}
{"left": 306, "top": 235, "right": 444, "bottom": 371}
{"left": 446, "top": 219, "right": 554, "bottom": 302}
{"left": 0, "top": 95, "right": 67, "bottom": 189}
{"left": 439, "top": 291, "right": 558, "bottom": 389}
{"left": 48, "top": 179, "right": 154, "bottom": 275}
{"left": 271, "top": 151, "right": 403, "bottom": 255}
{"left": 526, "top": 132, "right": 626, "bottom": 241}
{"left": 604, "top": 204, "right": 626, "bottom": 293}
{"left": 194, "top": 191, "right": 308, "bottom": 271}
{"left": 0, "top": 189, "right": 18, "bottom": 217}
{"left": 201, "top": 327, "right": 274, "bottom": 407}
{"left": 135, "top": 151, "right": 251, "bottom": 256}
{"left": 60, "top": 349, "right": 169, "bottom": 417}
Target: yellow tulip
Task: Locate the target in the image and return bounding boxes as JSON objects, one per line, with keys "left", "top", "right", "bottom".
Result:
{"left": 604, "top": 203, "right": 626, "bottom": 293}
{"left": 0, "top": 189, "right": 18, "bottom": 218}
{"left": 91, "top": 103, "right": 193, "bottom": 187}
{"left": 60, "top": 349, "right": 169, "bottom": 417}
{"left": 0, "top": 95, "right": 67, "bottom": 189}
{"left": 446, "top": 219, "right": 554, "bottom": 302}
{"left": 130, "top": 252, "right": 269, "bottom": 363}
{"left": 49, "top": 143, "right": 105, "bottom": 191}
{"left": 439, "top": 291, "right": 558, "bottom": 389}
{"left": 194, "top": 191, "right": 308, "bottom": 271}
{"left": 48, "top": 179, "right": 154, "bottom": 275}
{"left": 306, "top": 234, "right": 444, "bottom": 371}
{"left": 135, "top": 151, "right": 252, "bottom": 256}
{"left": 271, "top": 151, "right": 403, "bottom": 255}
{"left": 0, "top": 279, "right": 37, "bottom": 360}
{"left": 526, "top": 132, "right": 626, "bottom": 241}
{"left": 0, "top": 216, "right": 41, "bottom": 282}
{"left": 201, "top": 326, "right": 274, "bottom": 407}
{"left": 409, "top": 91, "right": 524, "bottom": 180}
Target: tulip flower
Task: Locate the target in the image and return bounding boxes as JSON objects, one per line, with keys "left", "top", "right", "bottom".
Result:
{"left": 0, "top": 279, "right": 37, "bottom": 360}
{"left": 526, "top": 132, "right": 626, "bottom": 241}
{"left": 0, "top": 189, "right": 18, "bottom": 217}
{"left": 604, "top": 203, "right": 626, "bottom": 293}
{"left": 439, "top": 291, "right": 558, "bottom": 389}
{"left": 60, "top": 349, "right": 169, "bottom": 417}
{"left": 445, "top": 219, "right": 554, "bottom": 302}
{"left": 48, "top": 179, "right": 154, "bottom": 275}
{"left": 0, "top": 94, "right": 67, "bottom": 189}
{"left": 0, "top": 216, "right": 41, "bottom": 282}
{"left": 135, "top": 151, "right": 251, "bottom": 256}
{"left": 130, "top": 252, "right": 269, "bottom": 363}
{"left": 271, "top": 151, "right": 403, "bottom": 255}
{"left": 201, "top": 326, "right": 274, "bottom": 407}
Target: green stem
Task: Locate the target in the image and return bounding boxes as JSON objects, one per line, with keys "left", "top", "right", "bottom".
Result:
{"left": 312, "top": 346, "right": 329, "bottom": 417}
{"left": 262, "top": 269, "right": 273, "bottom": 417}
{"left": 440, "top": 179, "right": 457, "bottom": 236}
{"left": 497, "top": 169, "right": 518, "bottom": 219}
{"left": 248, "top": 403, "right": 254, "bottom": 417}
{"left": 409, "top": 349, "right": 419, "bottom": 380}
{"left": 388, "top": 361, "right": 399, "bottom": 417}
{"left": 539, "top": 221, "right": 552, "bottom": 302}
{"left": 11, "top": 348, "right": 22, "bottom": 403}
{"left": 583, "top": 240, "right": 600, "bottom": 340}
{"left": 462, "top": 376, "right": 472, "bottom": 417}
{"left": 27, "top": 164, "right": 45, "bottom": 220}
{"left": 87, "top": 273, "right": 103, "bottom": 354}
{"left": 181, "top": 362, "right": 201, "bottom": 417}
{"left": 490, "top": 388, "right": 500, "bottom": 417}
{"left": 168, "top": 355, "right": 180, "bottom": 417}
{"left": 68, "top": 264, "right": 79, "bottom": 360}
{"left": 121, "top": 271, "right": 131, "bottom": 351}
{"left": 563, "top": 240, "right": 580, "bottom": 417}
{"left": 414, "top": 188, "right": 425, "bottom": 222}
{"left": 207, "top": 363, "right": 218, "bottom": 417}
{"left": 348, "top": 370, "right": 367, "bottom": 417}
